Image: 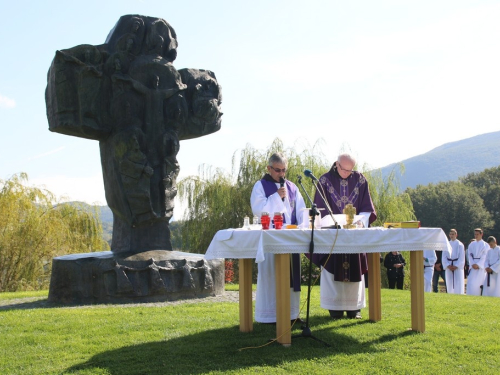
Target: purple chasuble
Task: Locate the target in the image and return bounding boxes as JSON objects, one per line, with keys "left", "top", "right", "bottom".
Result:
{"left": 260, "top": 174, "right": 301, "bottom": 291}
{"left": 309, "top": 163, "right": 376, "bottom": 282}
{"left": 260, "top": 177, "right": 298, "bottom": 225}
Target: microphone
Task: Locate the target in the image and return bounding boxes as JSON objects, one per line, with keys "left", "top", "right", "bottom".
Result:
{"left": 279, "top": 177, "right": 285, "bottom": 201}
{"left": 304, "top": 169, "right": 318, "bottom": 181}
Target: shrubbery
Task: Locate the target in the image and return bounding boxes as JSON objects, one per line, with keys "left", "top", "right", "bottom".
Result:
{"left": 0, "top": 173, "right": 109, "bottom": 291}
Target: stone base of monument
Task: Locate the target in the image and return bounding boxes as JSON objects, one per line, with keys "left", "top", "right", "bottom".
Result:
{"left": 48, "top": 250, "right": 224, "bottom": 304}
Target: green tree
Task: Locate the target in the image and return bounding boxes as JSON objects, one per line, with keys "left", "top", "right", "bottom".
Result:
{"left": 169, "top": 220, "right": 184, "bottom": 250}
{"left": 364, "top": 165, "right": 416, "bottom": 289}
{"left": 406, "top": 181, "right": 493, "bottom": 238}
{"left": 364, "top": 164, "right": 416, "bottom": 226}
{"left": 0, "top": 173, "right": 109, "bottom": 292}
{"left": 461, "top": 166, "right": 500, "bottom": 236}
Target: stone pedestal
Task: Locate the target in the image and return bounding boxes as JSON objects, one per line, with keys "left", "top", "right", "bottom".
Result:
{"left": 48, "top": 250, "right": 224, "bottom": 304}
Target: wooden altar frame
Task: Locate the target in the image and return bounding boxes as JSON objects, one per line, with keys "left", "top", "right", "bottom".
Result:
{"left": 238, "top": 251, "right": 425, "bottom": 345}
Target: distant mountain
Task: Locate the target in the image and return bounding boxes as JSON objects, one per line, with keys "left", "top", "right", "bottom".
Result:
{"left": 97, "top": 205, "right": 113, "bottom": 224}
{"left": 379, "top": 131, "right": 500, "bottom": 191}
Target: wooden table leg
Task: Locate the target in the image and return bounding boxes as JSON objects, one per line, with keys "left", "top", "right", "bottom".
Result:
{"left": 410, "top": 250, "right": 425, "bottom": 332}
{"left": 239, "top": 258, "right": 253, "bottom": 332}
{"left": 275, "top": 253, "right": 291, "bottom": 346}
{"left": 368, "top": 252, "right": 382, "bottom": 321}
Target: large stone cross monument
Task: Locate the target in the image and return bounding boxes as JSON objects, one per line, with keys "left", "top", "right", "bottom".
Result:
{"left": 45, "top": 15, "right": 224, "bottom": 303}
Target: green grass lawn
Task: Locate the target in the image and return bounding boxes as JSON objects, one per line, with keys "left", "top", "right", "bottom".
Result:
{"left": 1, "top": 287, "right": 499, "bottom": 374}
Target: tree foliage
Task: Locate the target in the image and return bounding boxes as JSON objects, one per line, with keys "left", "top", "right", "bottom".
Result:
{"left": 406, "top": 181, "right": 493, "bottom": 238}
{"left": 364, "top": 164, "right": 416, "bottom": 226}
{"left": 461, "top": 165, "right": 500, "bottom": 236}
{"left": 0, "top": 173, "right": 109, "bottom": 292}
{"left": 177, "top": 138, "right": 331, "bottom": 253}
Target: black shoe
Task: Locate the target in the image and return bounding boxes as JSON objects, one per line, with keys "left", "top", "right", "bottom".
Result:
{"left": 292, "top": 318, "right": 305, "bottom": 325}
{"left": 329, "top": 310, "right": 344, "bottom": 320}
{"left": 346, "top": 310, "right": 362, "bottom": 319}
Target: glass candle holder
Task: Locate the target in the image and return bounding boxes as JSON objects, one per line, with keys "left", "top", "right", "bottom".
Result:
{"left": 261, "top": 212, "right": 270, "bottom": 230}
{"left": 273, "top": 212, "right": 283, "bottom": 229}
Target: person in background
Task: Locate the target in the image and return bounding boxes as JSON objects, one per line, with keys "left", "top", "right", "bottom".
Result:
{"left": 432, "top": 250, "right": 447, "bottom": 293}
{"left": 483, "top": 236, "right": 500, "bottom": 297}
{"left": 250, "top": 152, "right": 306, "bottom": 324}
{"left": 467, "top": 228, "right": 489, "bottom": 296}
{"left": 442, "top": 229, "right": 465, "bottom": 294}
{"left": 423, "top": 250, "right": 437, "bottom": 292}
{"left": 384, "top": 251, "right": 406, "bottom": 289}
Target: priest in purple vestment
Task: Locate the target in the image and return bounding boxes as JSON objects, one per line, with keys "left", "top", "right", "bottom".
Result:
{"left": 311, "top": 153, "right": 376, "bottom": 319}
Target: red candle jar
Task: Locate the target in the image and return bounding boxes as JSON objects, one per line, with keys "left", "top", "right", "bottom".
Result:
{"left": 273, "top": 212, "right": 283, "bottom": 229}
{"left": 261, "top": 212, "right": 270, "bottom": 230}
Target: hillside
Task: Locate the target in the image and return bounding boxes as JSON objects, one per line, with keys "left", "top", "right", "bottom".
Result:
{"left": 379, "top": 131, "right": 500, "bottom": 190}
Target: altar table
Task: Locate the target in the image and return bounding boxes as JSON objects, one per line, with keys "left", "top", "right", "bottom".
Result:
{"left": 205, "top": 227, "right": 451, "bottom": 345}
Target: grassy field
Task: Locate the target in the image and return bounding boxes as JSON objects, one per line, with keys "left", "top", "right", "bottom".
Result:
{"left": 1, "top": 286, "right": 499, "bottom": 375}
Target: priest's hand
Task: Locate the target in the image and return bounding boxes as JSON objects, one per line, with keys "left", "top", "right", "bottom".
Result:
{"left": 277, "top": 187, "right": 287, "bottom": 200}
{"left": 472, "top": 264, "right": 479, "bottom": 270}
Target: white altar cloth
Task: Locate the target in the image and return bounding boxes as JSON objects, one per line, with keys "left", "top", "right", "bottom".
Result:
{"left": 205, "top": 227, "right": 451, "bottom": 262}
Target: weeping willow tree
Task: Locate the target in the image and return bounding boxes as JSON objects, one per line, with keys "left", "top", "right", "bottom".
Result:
{"left": 364, "top": 164, "right": 416, "bottom": 226}
{"left": 177, "top": 138, "right": 331, "bottom": 252}
{"left": 0, "top": 173, "right": 109, "bottom": 291}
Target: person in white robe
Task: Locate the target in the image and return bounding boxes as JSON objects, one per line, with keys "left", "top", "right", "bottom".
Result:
{"left": 250, "top": 152, "right": 306, "bottom": 323}
{"left": 442, "top": 229, "right": 465, "bottom": 294}
{"left": 483, "top": 236, "right": 500, "bottom": 297}
{"left": 466, "top": 228, "right": 489, "bottom": 296}
{"left": 423, "top": 249, "right": 437, "bottom": 292}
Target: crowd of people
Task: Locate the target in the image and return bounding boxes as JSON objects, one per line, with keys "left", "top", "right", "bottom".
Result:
{"left": 250, "top": 151, "right": 500, "bottom": 324}
{"left": 424, "top": 228, "right": 500, "bottom": 297}
{"left": 383, "top": 228, "right": 500, "bottom": 297}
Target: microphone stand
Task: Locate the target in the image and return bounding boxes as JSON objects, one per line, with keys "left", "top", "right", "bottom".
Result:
{"left": 292, "top": 176, "right": 330, "bottom": 347}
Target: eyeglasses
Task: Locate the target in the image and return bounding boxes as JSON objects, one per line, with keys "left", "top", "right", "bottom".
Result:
{"left": 270, "top": 166, "right": 286, "bottom": 173}
{"left": 338, "top": 163, "right": 353, "bottom": 173}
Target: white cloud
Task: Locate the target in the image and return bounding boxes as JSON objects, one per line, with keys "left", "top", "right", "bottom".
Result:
{"left": 0, "top": 94, "right": 16, "bottom": 109}
{"left": 30, "top": 174, "right": 106, "bottom": 205}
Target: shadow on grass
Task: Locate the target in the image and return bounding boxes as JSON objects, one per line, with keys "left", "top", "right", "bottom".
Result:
{"left": 0, "top": 298, "right": 152, "bottom": 311}
{"left": 64, "top": 319, "right": 417, "bottom": 374}
{"left": 0, "top": 298, "right": 51, "bottom": 310}
{"left": 0, "top": 297, "right": 219, "bottom": 311}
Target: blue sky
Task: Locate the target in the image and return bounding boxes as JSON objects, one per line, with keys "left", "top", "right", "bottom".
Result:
{"left": 1, "top": 0, "right": 499, "bottom": 219}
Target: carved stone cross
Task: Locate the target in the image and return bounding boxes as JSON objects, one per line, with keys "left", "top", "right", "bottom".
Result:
{"left": 45, "top": 15, "right": 223, "bottom": 254}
